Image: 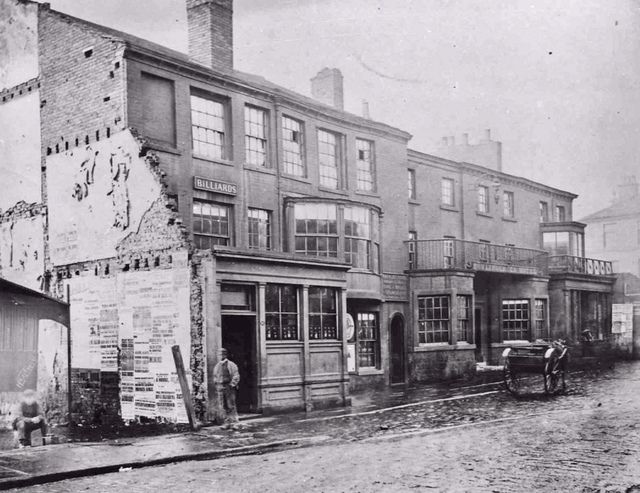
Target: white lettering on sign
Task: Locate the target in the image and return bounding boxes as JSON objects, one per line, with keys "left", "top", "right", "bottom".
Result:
{"left": 194, "top": 177, "right": 238, "bottom": 195}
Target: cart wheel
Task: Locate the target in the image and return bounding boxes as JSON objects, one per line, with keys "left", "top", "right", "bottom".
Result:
{"left": 544, "top": 355, "right": 562, "bottom": 395}
{"left": 503, "top": 358, "right": 521, "bottom": 395}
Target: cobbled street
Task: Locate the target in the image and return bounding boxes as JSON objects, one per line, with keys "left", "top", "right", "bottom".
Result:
{"left": 9, "top": 361, "right": 640, "bottom": 493}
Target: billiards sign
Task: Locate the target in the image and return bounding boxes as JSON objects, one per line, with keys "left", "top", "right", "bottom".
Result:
{"left": 194, "top": 176, "right": 238, "bottom": 196}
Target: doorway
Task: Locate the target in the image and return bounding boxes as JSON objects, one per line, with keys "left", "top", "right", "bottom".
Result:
{"left": 390, "top": 314, "right": 405, "bottom": 384}
{"left": 221, "top": 315, "right": 258, "bottom": 413}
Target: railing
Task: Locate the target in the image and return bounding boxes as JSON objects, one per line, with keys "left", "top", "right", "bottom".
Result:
{"left": 406, "top": 239, "right": 549, "bottom": 275}
{"left": 548, "top": 255, "right": 614, "bottom": 276}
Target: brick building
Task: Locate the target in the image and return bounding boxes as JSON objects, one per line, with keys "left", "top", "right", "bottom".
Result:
{"left": 0, "top": 0, "right": 615, "bottom": 425}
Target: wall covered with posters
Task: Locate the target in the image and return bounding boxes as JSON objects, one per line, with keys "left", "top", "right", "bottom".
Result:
{"left": 65, "top": 251, "right": 192, "bottom": 424}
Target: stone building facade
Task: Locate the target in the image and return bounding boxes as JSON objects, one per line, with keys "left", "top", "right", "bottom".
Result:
{"left": 0, "top": 0, "right": 615, "bottom": 426}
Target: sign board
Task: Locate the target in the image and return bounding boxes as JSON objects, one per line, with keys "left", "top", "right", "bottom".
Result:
{"left": 612, "top": 303, "right": 633, "bottom": 334}
{"left": 194, "top": 176, "right": 237, "bottom": 195}
{"left": 472, "top": 262, "right": 539, "bottom": 276}
{"left": 383, "top": 273, "right": 408, "bottom": 300}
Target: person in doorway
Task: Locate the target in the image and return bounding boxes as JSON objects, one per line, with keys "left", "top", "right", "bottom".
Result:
{"left": 213, "top": 348, "right": 241, "bottom": 430}
{"left": 12, "top": 389, "right": 47, "bottom": 448}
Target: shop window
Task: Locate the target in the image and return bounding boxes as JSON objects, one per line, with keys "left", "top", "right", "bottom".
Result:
{"left": 408, "top": 169, "right": 416, "bottom": 199}
{"left": 248, "top": 208, "right": 271, "bottom": 250}
{"left": 502, "top": 299, "right": 530, "bottom": 341}
{"left": 357, "top": 312, "right": 379, "bottom": 368}
{"left": 265, "top": 284, "right": 298, "bottom": 340}
{"left": 309, "top": 287, "right": 338, "bottom": 339}
{"left": 245, "top": 105, "right": 268, "bottom": 167}
{"left": 456, "top": 295, "right": 472, "bottom": 343}
{"left": 282, "top": 116, "right": 305, "bottom": 177}
{"left": 318, "top": 129, "right": 341, "bottom": 189}
{"left": 191, "top": 94, "right": 227, "bottom": 160}
{"left": 503, "top": 191, "right": 515, "bottom": 218}
{"left": 356, "top": 139, "right": 375, "bottom": 192}
{"left": 477, "top": 186, "right": 489, "bottom": 213}
{"left": 441, "top": 178, "right": 454, "bottom": 206}
{"left": 294, "top": 203, "right": 338, "bottom": 257}
{"left": 417, "top": 295, "right": 450, "bottom": 344}
{"left": 193, "top": 201, "right": 231, "bottom": 248}
{"left": 534, "top": 299, "right": 547, "bottom": 340}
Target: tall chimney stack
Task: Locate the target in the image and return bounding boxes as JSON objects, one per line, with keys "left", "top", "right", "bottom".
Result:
{"left": 310, "top": 68, "right": 344, "bottom": 110}
{"left": 362, "top": 100, "right": 370, "bottom": 119}
{"left": 186, "top": 0, "right": 233, "bottom": 71}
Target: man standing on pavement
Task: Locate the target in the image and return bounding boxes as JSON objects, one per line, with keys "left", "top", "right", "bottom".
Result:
{"left": 213, "top": 348, "right": 241, "bottom": 430}
{"left": 12, "top": 389, "right": 48, "bottom": 448}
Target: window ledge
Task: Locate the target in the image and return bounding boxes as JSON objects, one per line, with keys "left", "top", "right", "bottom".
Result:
{"left": 354, "top": 190, "right": 380, "bottom": 199}
{"left": 146, "top": 139, "right": 181, "bottom": 155}
{"left": 501, "top": 216, "right": 517, "bottom": 223}
{"left": 318, "top": 186, "right": 349, "bottom": 196}
{"left": 355, "top": 368, "right": 384, "bottom": 376}
{"left": 282, "top": 174, "right": 312, "bottom": 185}
{"left": 408, "top": 199, "right": 421, "bottom": 205}
{"left": 193, "top": 154, "right": 235, "bottom": 167}
{"left": 244, "top": 164, "right": 276, "bottom": 175}
{"left": 440, "top": 204, "right": 459, "bottom": 212}
{"left": 476, "top": 211, "right": 492, "bottom": 218}
{"left": 415, "top": 343, "right": 454, "bottom": 352}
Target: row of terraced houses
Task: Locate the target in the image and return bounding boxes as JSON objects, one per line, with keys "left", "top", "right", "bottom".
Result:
{"left": 0, "top": 0, "right": 616, "bottom": 425}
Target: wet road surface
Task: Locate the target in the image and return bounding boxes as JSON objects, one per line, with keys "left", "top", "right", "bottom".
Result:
{"left": 7, "top": 361, "right": 640, "bottom": 492}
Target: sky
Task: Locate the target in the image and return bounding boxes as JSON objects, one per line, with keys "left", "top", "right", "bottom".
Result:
{"left": 49, "top": 0, "right": 640, "bottom": 218}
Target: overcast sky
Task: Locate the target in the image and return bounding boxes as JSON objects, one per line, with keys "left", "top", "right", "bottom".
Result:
{"left": 49, "top": 0, "right": 640, "bottom": 218}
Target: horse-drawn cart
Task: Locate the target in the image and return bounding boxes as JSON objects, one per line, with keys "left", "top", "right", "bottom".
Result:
{"left": 502, "top": 341, "right": 568, "bottom": 396}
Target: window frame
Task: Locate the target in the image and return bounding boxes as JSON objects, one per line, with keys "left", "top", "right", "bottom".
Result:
{"left": 317, "top": 129, "right": 342, "bottom": 189}
{"left": 477, "top": 185, "right": 489, "bottom": 214}
{"left": 294, "top": 202, "right": 339, "bottom": 258}
{"left": 456, "top": 295, "right": 472, "bottom": 344}
{"left": 282, "top": 115, "right": 306, "bottom": 177}
{"left": 417, "top": 295, "right": 451, "bottom": 345}
{"left": 192, "top": 200, "right": 232, "bottom": 248}
{"left": 244, "top": 105, "right": 269, "bottom": 168}
{"left": 355, "top": 312, "right": 379, "bottom": 369}
{"left": 247, "top": 207, "right": 272, "bottom": 250}
{"left": 356, "top": 138, "right": 375, "bottom": 192}
{"left": 408, "top": 169, "right": 416, "bottom": 200}
{"left": 539, "top": 201, "right": 549, "bottom": 223}
{"left": 534, "top": 298, "right": 548, "bottom": 340}
{"left": 502, "top": 299, "right": 530, "bottom": 342}
{"left": 190, "top": 93, "right": 229, "bottom": 161}
{"left": 503, "top": 190, "right": 515, "bottom": 218}
{"left": 441, "top": 177, "right": 455, "bottom": 207}
{"left": 555, "top": 205, "right": 566, "bottom": 222}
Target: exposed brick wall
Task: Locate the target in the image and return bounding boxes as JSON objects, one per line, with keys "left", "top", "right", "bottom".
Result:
{"left": 38, "top": 7, "right": 127, "bottom": 158}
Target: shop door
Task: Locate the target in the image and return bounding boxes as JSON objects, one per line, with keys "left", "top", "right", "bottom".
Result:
{"left": 221, "top": 315, "right": 258, "bottom": 413}
{"left": 390, "top": 314, "right": 405, "bottom": 384}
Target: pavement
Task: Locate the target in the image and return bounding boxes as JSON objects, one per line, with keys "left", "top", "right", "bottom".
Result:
{"left": 0, "top": 369, "right": 510, "bottom": 490}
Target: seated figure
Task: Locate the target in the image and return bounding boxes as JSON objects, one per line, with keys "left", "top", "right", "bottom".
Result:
{"left": 12, "top": 389, "right": 47, "bottom": 448}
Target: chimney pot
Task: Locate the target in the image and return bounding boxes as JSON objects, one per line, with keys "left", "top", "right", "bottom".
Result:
{"left": 483, "top": 128, "right": 491, "bottom": 141}
{"left": 362, "top": 100, "right": 370, "bottom": 119}
{"left": 462, "top": 133, "right": 469, "bottom": 145}
{"left": 310, "top": 68, "right": 344, "bottom": 110}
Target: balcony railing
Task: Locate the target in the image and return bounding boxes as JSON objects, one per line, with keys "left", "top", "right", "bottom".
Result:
{"left": 548, "top": 255, "right": 614, "bottom": 276}
{"left": 406, "top": 239, "right": 548, "bottom": 275}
